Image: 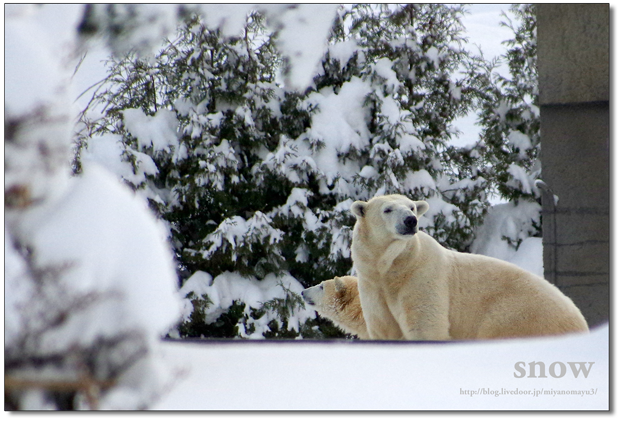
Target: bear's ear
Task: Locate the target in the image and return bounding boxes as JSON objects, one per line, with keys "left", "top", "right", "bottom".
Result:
{"left": 334, "top": 277, "right": 346, "bottom": 292}
{"left": 351, "top": 201, "right": 367, "bottom": 218}
{"left": 415, "top": 200, "right": 429, "bottom": 217}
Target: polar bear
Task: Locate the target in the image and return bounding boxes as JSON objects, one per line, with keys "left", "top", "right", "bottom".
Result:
{"left": 301, "top": 276, "right": 369, "bottom": 339}
{"left": 350, "top": 194, "right": 589, "bottom": 340}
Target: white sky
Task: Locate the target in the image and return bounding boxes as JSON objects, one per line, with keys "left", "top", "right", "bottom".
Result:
{"left": 452, "top": 3, "right": 514, "bottom": 148}
{"left": 463, "top": 3, "right": 513, "bottom": 68}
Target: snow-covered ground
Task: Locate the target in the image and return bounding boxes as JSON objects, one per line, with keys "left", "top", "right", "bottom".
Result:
{"left": 154, "top": 324, "right": 608, "bottom": 410}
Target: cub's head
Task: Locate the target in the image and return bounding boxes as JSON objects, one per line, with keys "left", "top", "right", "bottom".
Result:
{"left": 301, "top": 276, "right": 359, "bottom": 318}
{"left": 351, "top": 194, "right": 429, "bottom": 240}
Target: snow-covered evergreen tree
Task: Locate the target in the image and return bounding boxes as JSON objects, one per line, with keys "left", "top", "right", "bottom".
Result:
{"left": 478, "top": 5, "right": 539, "bottom": 202}
{"left": 309, "top": 4, "right": 491, "bottom": 250}
{"left": 471, "top": 4, "right": 541, "bottom": 257}
{"left": 78, "top": 12, "right": 328, "bottom": 339}
{"left": 76, "top": 5, "right": 508, "bottom": 340}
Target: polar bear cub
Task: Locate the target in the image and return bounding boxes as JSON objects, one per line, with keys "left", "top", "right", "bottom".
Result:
{"left": 350, "top": 194, "right": 589, "bottom": 341}
{"left": 301, "top": 276, "right": 369, "bottom": 339}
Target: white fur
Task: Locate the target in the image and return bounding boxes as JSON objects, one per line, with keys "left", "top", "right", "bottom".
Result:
{"left": 301, "top": 276, "right": 369, "bottom": 339}
{"left": 351, "top": 194, "right": 589, "bottom": 341}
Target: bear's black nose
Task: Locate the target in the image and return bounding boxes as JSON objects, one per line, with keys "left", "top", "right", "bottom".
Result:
{"left": 404, "top": 216, "right": 417, "bottom": 229}
{"left": 301, "top": 291, "right": 314, "bottom": 305}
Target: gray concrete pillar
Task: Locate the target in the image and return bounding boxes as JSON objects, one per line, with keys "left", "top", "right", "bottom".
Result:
{"left": 536, "top": 4, "right": 609, "bottom": 327}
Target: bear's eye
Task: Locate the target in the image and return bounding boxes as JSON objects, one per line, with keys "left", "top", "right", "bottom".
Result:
{"left": 384, "top": 208, "right": 392, "bottom": 214}
{"left": 320, "top": 285, "right": 324, "bottom": 290}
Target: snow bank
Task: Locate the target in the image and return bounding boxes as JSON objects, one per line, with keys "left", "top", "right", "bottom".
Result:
{"left": 471, "top": 201, "right": 542, "bottom": 275}
{"left": 153, "top": 324, "right": 608, "bottom": 410}
{"left": 509, "top": 237, "right": 544, "bottom": 277}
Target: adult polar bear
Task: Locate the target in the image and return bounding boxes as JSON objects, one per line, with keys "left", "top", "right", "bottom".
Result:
{"left": 350, "top": 194, "right": 589, "bottom": 340}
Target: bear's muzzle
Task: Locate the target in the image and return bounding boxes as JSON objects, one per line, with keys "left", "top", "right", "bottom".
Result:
{"left": 401, "top": 215, "right": 418, "bottom": 235}
{"left": 301, "top": 290, "right": 315, "bottom": 305}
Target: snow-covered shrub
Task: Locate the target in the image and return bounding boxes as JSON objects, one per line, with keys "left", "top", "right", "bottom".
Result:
{"left": 174, "top": 271, "right": 317, "bottom": 339}
{"left": 5, "top": 5, "right": 182, "bottom": 410}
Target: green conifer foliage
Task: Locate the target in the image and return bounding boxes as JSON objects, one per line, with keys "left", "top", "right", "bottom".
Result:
{"left": 309, "top": 4, "right": 491, "bottom": 250}
{"left": 76, "top": 5, "right": 540, "bottom": 339}
{"left": 475, "top": 4, "right": 541, "bottom": 248}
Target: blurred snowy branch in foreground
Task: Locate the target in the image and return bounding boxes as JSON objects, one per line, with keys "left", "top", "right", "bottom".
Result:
{"left": 5, "top": 3, "right": 339, "bottom": 410}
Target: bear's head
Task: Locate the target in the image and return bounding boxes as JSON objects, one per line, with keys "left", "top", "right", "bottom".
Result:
{"left": 301, "top": 276, "right": 358, "bottom": 314}
{"left": 350, "top": 194, "right": 429, "bottom": 241}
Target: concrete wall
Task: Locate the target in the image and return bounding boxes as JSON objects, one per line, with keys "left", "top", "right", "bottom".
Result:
{"left": 536, "top": 4, "right": 609, "bottom": 327}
